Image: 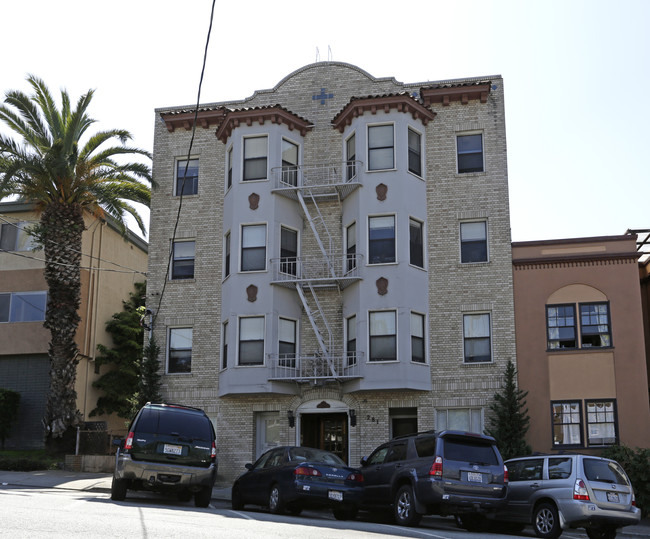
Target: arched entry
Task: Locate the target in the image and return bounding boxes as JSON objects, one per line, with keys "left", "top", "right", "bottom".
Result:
{"left": 296, "top": 400, "right": 350, "bottom": 463}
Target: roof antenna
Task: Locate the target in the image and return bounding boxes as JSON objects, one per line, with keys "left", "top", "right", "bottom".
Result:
{"left": 328, "top": 45, "right": 332, "bottom": 61}
{"left": 315, "top": 47, "right": 320, "bottom": 62}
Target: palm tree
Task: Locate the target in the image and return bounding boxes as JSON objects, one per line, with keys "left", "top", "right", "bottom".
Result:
{"left": 0, "top": 75, "right": 152, "bottom": 446}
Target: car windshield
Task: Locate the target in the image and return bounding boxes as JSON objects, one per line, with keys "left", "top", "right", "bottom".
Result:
{"left": 583, "top": 459, "right": 629, "bottom": 485}
{"left": 136, "top": 408, "right": 213, "bottom": 441}
{"left": 289, "top": 447, "right": 345, "bottom": 466}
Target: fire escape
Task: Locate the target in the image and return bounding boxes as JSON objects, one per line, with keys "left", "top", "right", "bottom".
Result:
{"left": 269, "top": 161, "right": 363, "bottom": 383}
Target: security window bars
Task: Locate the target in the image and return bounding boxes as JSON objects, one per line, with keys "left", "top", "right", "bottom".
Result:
{"left": 463, "top": 313, "right": 491, "bottom": 363}
{"left": 176, "top": 159, "right": 199, "bottom": 196}
{"left": 411, "top": 312, "right": 425, "bottom": 363}
{"left": 551, "top": 401, "right": 583, "bottom": 447}
{"left": 168, "top": 327, "right": 192, "bottom": 373}
{"left": 239, "top": 316, "right": 264, "bottom": 365}
{"left": 0, "top": 291, "right": 47, "bottom": 323}
{"left": 243, "top": 136, "right": 268, "bottom": 181}
{"left": 408, "top": 128, "right": 422, "bottom": 176}
{"left": 241, "top": 224, "right": 266, "bottom": 271}
{"left": 369, "top": 310, "right": 397, "bottom": 361}
{"left": 547, "top": 304, "right": 576, "bottom": 349}
{"left": 368, "top": 124, "right": 394, "bottom": 170}
{"left": 460, "top": 221, "right": 487, "bottom": 263}
{"left": 171, "top": 240, "right": 195, "bottom": 280}
{"left": 409, "top": 218, "right": 424, "bottom": 268}
{"left": 368, "top": 215, "right": 395, "bottom": 264}
{"left": 457, "top": 134, "right": 483, "bottom": 173}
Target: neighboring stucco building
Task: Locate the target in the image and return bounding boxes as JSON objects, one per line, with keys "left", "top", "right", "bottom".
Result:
{"left": 512, "top": 235, "right": 650, "bottom": 453}
{"left": 149, "top": 61, "right": 516, "bottom": 481}
{"left": 0, "top": 201, "right": 148, "bottom": 448}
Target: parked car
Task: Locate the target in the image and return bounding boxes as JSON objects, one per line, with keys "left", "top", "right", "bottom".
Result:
{"left": 111, "top": 402, "right": 218, "bottom": 507}
{"left": 495, "top": 453, "right": 641, "bottom": 539}
{"left": 359, "top": 430, "right": 508, "bottom": 527}
{"left": 231, "top": 446, "right": 364, "bottom": 520}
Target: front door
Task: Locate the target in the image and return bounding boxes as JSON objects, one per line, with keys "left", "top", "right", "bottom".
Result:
{"left": 300, "top": 413, "right": 348, "bottom": 463}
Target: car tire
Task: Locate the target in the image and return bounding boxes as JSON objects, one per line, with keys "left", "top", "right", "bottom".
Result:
{"left": 268, "top": 484, "right": 285, "bottom": 514}
{"left": 194, "top": 486, "right": 212, "bottom": 508}
{"left": 533, "top": 502, "right": 561, "bottom": 539}
{"left": 586, "top": 526, "right": 617, "bottom": 539}
{"left": 394, "top": 485, "right": 422, "bottom": 527}
{"left": 110, "top": 477, "right": 127, "bottom": 501}
{"left": 231, "top": 485, "right": 244, "bottom": 510}
{"left": 333, "top": 506, "right": 358, "bottom": 520}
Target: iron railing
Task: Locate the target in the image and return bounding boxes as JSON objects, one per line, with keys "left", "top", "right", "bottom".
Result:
{"left": 268, "top": 353, "right": 362, "bottom": 382}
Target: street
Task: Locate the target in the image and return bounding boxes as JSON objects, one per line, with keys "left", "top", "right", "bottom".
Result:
{"left": 1, "top": 484, "right": 644, "bottom": 539}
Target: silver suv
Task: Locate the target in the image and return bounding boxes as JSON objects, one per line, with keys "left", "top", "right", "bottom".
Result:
{"left": 497, "top": 453, "right": 640, "bottom": 539}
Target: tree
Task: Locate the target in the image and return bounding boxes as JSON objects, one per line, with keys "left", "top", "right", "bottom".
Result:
{"left": 0, "top": 388, "right": 21, "bottom": 449}
{"left": 91, "top": 282, "right": 146, "bottom": 419}
{"left": 485, "top": 360, "right": 532, "bottom": 461}
{"left": 0, "top": 76, "right": 152, "bottom": 445}
{"left": 136, "top": 335, "right": 162, "bottom": 408}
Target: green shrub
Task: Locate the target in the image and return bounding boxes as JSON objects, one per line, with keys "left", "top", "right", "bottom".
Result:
{"left": 601, "top": 445, "right": 650, "bottom": 515}
{"left": 0, "top": 450, "right": 61, "bottom": 471}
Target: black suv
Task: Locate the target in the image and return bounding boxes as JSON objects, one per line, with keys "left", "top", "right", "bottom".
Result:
{"left": 360, "top": 430, "right": 507, "bottom": 527}
{"left": 111, "top": 403, "right": 218, "bottom": 507}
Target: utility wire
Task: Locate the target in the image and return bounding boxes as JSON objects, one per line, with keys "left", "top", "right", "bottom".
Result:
{"left": 153, "top": 0, "right": 216, "bottom": 327}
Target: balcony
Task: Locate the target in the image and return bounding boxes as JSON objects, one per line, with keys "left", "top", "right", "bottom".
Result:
{"left": 270, "top": 254, "right": 362, "bottom": 289}
{"left": 268, "top": 353, "right": 363, "bottom": 382}
{"left": 271, "top": 161, "right": 362, "bottom": 201}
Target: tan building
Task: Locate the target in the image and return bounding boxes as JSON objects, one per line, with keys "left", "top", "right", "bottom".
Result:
{"left": 512, "top": 235, "right": 650, "bottom": 453}
{"left": 0, "top": 201, "right": 148, "bottom": 448}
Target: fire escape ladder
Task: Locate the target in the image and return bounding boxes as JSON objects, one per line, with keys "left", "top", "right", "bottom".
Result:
{"left": 296, "top": 190, "right": 337, "bottom": 279}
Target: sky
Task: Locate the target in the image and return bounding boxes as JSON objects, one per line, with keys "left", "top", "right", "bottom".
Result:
{"left": 2, "top": 0, "right": 648, "bottom": 243}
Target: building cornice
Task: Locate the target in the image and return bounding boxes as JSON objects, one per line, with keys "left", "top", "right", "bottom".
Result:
{"left": 160, "top": 107, "right": 227, "bottom": 133}
{"left": 513, "top": 252, "right": 640, "bottom": 270}
{"left": 215, "top": 105, "right": 312, "bottom": 143}
{"left": 420, "top": 82, "right": 491, "bottom": 106}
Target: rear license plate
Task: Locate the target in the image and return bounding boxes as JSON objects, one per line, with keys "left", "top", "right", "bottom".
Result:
{"left": 328, "top": 490, "right": 343, "bottom": 502}
{"left": 163, "top": 443, "right": 182, "bottom": 455}
{"left": 607, "top": 491, "right": 620, "bottom": 503}
{"left": 467, "top": 472, "right": 483, "bottom": 483}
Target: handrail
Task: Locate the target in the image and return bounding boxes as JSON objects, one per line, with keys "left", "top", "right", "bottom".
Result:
{"left": 271, "top": 161, "right": 362, "bottom": 189}
{"left": 270, "top": 253, "right": 363, "bottom": 282}
{"left": 268, "top": 353, "right": 362, "bottom": 381}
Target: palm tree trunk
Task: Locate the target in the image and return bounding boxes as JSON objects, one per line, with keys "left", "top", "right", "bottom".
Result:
{"left": 41, "top": 202, "right": 84, "bottom": 443}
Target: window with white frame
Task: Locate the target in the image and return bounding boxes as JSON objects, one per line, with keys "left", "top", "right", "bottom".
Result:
{"left": 460, "top": 221, "right": 488, "bottom": 263}
{"left": 168, "top": 327, "right": 192, "bottom": 373}
{"left": 280, "top": 226, "right": 298, "bottom": 276}
{"left": 346, "top": 222, "right": 356, "bottom": 273}
{"left": 0, "top": 221, "right": 37, "bottom": 252}
{"left": 457, "top": 134, "right": 484, "bottom": 173}
{"left": 409, "top": 218, "right": 424, "bottom": 268}
{"left": 176, "top": 158, "right": 199, "bottom": 195}
{"left": 224, "top": 232, "right": 231, "bottom": 278}
{"left": 369, "top": 310, "right": 397, "bottom": 361}
{"left": 586, "top": 400, "right": 617, "bottom": 446}
{"left": 279, "top": 317, "right": 296, "bottom": 367}
{"left": 411, "top": 312, "right": 425, "bottom": 363}
{"left": 281, "top": 139, "right": 298, "bottom": 186}
{"left": 463, "top": 313, "right": 491, "bottom": 363}
{"left": 437, "top": 408, "right": 483, "bottom": 434}
{"left": 171, "top": 240, "right": 195, "bottom": 280}
{"left": 408, "top": 128, "right": 422, "bottom": 176}
{"left": 241, "top": 224, "right": 266, "bottom": 271}
{"left": 346, "top": 315, "right": 357, "bottom": 366}
{"left": 239, "top": 316, "right": 265, "bottom": 365}
{"left": 368, "top": 215, "right": 395, "bottom": 264}
{"left": 346, "top": 132, "right": 357, "bottom": 180}
{"left": 243, "top": 136, "right": 268, "bottom": 181}
{"left": 368, "top": 124, "right": 394, "bottom": 170}
{"left": 551, "top": 401, "right": 583, "bottom": 447}
{"left": 222, "top": 320, "right": 228, "bottom": 369}
{"left": 0, "top": 291, "right": 47, "bottom": 323}
{"left": 227, "top": 146, "right": 233, "bottom": 190}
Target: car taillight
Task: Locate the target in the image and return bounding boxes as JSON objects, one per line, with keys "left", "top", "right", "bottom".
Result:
{"left": 504, "top": 464, "right": 509, "bottom": 484}
{"left": 294, "top": 466, "right": 322, "bottom": 477}
{"left": 211, "top": 441, "right": 217, "bottom": 459}
{"left": 632, "top": 492, "right": 636, "bottom": 507}
{"left": 346, "top": 473, "right": 364, "bottom": 483}
{"left": 573, "top": 479, "right": 590, "bottom": 501}
{"left": 429, "top": 456, "right": 443, "bottom": 476}
{"left": 125, "top": 431, "right": 134, "bottom": 450}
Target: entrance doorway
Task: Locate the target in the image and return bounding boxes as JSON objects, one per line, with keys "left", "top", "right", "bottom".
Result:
{"left": 300, "top": 413, "right": 348, "bottom": 463}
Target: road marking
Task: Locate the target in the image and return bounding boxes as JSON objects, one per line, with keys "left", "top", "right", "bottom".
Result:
{"left": 228, "top": 510, "right": 255, "bottom": 520}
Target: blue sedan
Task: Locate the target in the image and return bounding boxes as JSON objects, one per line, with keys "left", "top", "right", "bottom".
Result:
{"left": 231, "top": 446, "right": 364, "bottom": 520}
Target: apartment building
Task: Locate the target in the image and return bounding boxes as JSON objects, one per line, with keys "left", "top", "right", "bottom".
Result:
{"left": 149, "top": 62, "right": 516, "bottom": 481}
{"left": 0, "top": 201, "right": 148, "bottom": 448}
{"left": 512, "top": 235, "right": 650, "bottom": 452}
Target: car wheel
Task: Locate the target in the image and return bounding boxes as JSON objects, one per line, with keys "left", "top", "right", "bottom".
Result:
{"left": 394, "top": 485, "right": 422, "bottom": 527}
{"left": 177, "top": 489, "right": 192, "bottom": 502}
{"left": 333, "top": 506, "right": 358, "bottom": 520}
{"left": 268, "top": 484, "right": 285, "bottom": 514}
{"left": 586, "top": 526, "right": 617, "bottom": 539}
{"left": 110, "top": 477, "right": 127, "bottom": 501}
{"left": 533, "top": 502, "right": 561, "bottom": 539}
{"left": 194, "top": 486, "right": 212, "bottom": 508}
{"left": 231, "top": 485, "right": 244, "bottom": 510}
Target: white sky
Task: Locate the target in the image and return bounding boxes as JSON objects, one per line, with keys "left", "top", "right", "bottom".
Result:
{"left": 2, "top": 0, "right": 648, "bottom": 242}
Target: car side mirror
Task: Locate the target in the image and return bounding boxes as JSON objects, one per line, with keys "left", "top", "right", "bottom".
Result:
{"left": 360, "top": 457, "right": 368, "bottom": 467}
{"left": 245, "top": 463, "right": 253, "bottom": 471}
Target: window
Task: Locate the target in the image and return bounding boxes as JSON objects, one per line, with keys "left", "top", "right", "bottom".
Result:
{"left": 346, "top": 222, "right": 356, "bottom": 273}
{"left": 408, "top": 128, "right": 422, "bottom": 176}
{"left": 460, "top": 221, "right": 487, "bottom": 263}
{"left": 411, "top": 312, "right": 425, "bottom": 363}
{"left": 176, "top": 158, "right": 199, "bottom": 196}
{"left": 168, "top": 327, "right": 192, "bottom": 373}
{"left": 368, "top": 215, "right": 395, "bottom": 264}
{"left": 580, "top": 303, "right": 611, "bottom": 347}
{"left": 171, "top": 240, "right": 195, "bottom": 280}
{"left": 243, "top": 136, "right": 267, "bottom": 181}
{"left": 0, "top": 291, "right": 47, "bottom": 322}
{"left": 224, "top": 232, "right": 231, "bottom": 278}
{"left": 346, "top": 315, "right": 357, "bottom": 366}
{"left": 241, "top": 224, "right": 266, "bottom": 271}
{"left": 281, "top": 139, "right": 298, "bottom": 186}
{"left": 508, "top": 459, "right": 544, "bottom": 482}
{"left": 368, "top": 124, "right": 394, "bottom": 170}
{"left": 222, "top": 321, "right": 228, "bottom": 369}
{"left": 279, "top": 317, "right": 296, "bottom": 367}
{"left": 227, "top": 146, "right": 233, "bottom": 190}
{"left": 551, "top": 401, "right": 583, "bottom": 446}
{"left": 437, "top": 408, "right": 483, "bottom": 434}
{"left": 280, "top": 226, "right": 298, "bottom": 276}
{"left": 457, "top": 134, "right": 483, "bottom": 173}
{"left": 346, "top": 133, "right": 356, "bottom": 181}
{"left": 390, "top": 408, "right": 418, "bottom": 438}
{"left": 239, "top": 316, "right": 265, "bottom": 365}
{"left": 547, "top": 304, "right": 576, "bottom": 349}
{"left": 586, "top": 400, "right": 617, "bottom": 446}
{"left": 463, "top": 313, "right": 491, "bottom": 363}
{"left": 0, "top": 222, "right": 37, "bottom": 252}
{"left": 409, "top": 218, "right": 424, "bottom": 268}
{"left": 369, "top": 310, "right": 397, "bottom": 361}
